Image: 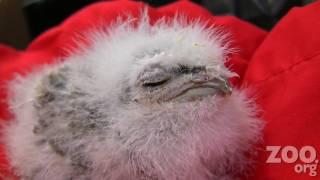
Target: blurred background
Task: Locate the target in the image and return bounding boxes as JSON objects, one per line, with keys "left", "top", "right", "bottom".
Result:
{"left": 0, "top": 0, "right": 316, "bottom": 49}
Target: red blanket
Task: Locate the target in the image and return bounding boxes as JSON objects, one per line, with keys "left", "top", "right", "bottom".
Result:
{"left": 0, "top": 1, "right": 319, "bottom": 179}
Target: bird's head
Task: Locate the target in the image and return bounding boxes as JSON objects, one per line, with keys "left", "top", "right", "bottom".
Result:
{"left": 65, "top": 17, "right": 237, "bottom": 108}
{"left": 130, "top": 60, "right": 232, "bottom": 104}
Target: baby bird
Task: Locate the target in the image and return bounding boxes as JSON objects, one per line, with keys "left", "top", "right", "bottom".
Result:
{"left": 4, "top": 15, "right": 263, "bottom": 180}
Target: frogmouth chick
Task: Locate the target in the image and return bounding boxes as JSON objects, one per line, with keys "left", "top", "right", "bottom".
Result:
{"left": 4, "top": 15, "right": 263, "bottom": 180}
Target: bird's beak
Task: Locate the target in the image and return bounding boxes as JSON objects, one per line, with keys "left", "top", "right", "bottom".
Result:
{"left": 211, "top": 77, "right": 233, "bottom": 95}
{"left": 190, "top": 74, "right": 232, "bottom": 96}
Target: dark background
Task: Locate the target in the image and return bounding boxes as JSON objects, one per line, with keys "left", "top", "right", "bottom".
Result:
{"left": 0, "top": 0, "right": 316, "bottom": 49}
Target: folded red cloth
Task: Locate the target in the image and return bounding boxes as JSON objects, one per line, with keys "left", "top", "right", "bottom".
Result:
{"left": 0, "top": 1, "right": 319, "bottom": 179}
{"left": 245, "top": 1, "right": 320, "bottom": 179}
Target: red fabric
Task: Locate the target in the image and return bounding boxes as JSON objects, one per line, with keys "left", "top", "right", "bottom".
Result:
{"left": 0, "top": 0, "right": 319, "bottom": 179}
{"left": 244, "top": 2, "right": 320, "bottom": 180}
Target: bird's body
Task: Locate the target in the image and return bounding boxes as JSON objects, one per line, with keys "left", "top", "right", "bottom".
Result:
{"left": 4, "top": 15, "right": 263, "bottom": 180}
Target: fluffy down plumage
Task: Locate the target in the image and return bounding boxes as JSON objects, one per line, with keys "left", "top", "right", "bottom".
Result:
{"left": 3, "top": 13, "right": 263, "bottom": 180}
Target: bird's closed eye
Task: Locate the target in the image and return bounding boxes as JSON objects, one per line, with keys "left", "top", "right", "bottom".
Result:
{"left": 139, "top": 66, "right": 171, "bottom": 88}
{"left": 142, "top": 78, "right": 169, "bottom": 87}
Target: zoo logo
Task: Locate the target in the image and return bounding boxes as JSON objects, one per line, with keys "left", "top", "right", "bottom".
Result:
{"left": 266, "top": 146, "right": 319, "bottom": 177}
